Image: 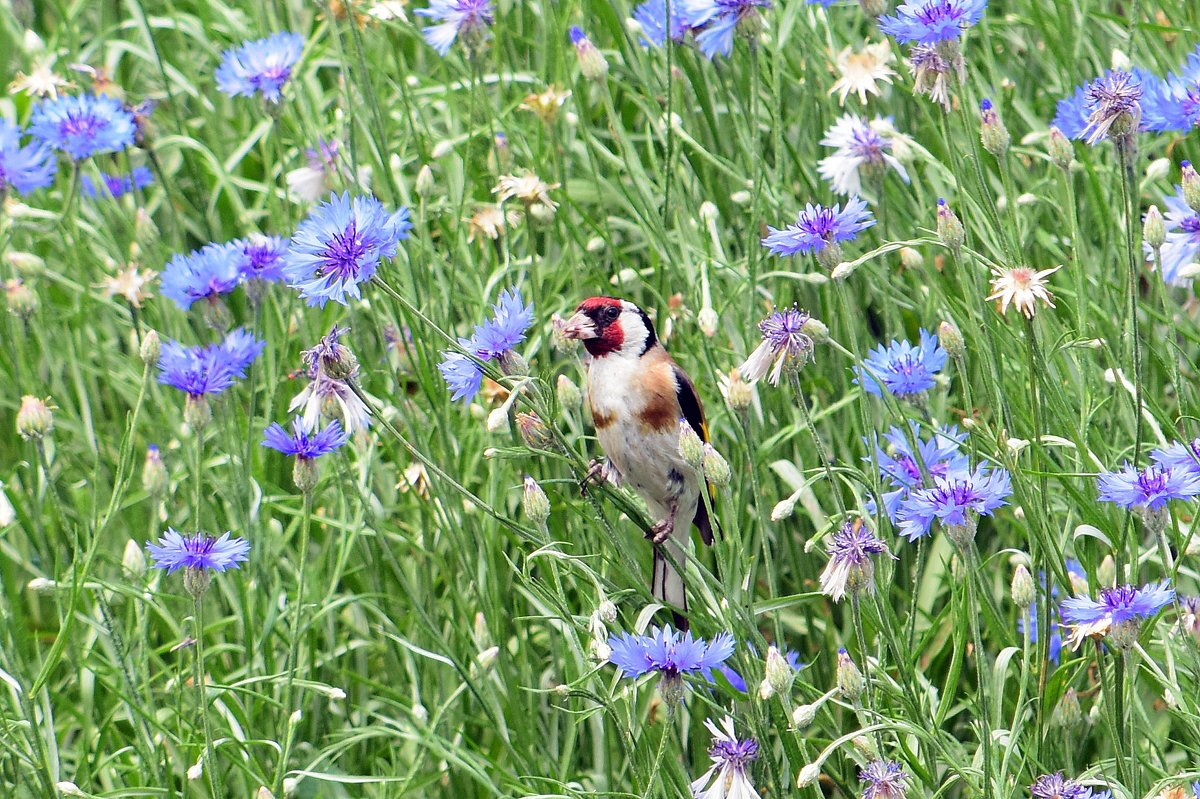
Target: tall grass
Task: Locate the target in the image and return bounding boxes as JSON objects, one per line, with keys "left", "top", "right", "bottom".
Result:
{"left": 1, "top": 0, "right": 1200, "bottom": 797}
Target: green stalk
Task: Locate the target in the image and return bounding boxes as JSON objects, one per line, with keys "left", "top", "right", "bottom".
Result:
{"left": 274, "top": 490, "right": 312, "bottom": 797}
{"left": 192, "top": 593, "right": 223, "bottom": 799}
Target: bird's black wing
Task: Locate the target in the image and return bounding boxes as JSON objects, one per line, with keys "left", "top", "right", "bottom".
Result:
{"left": 672, "top": 364, "right": 717, "bottom": 545}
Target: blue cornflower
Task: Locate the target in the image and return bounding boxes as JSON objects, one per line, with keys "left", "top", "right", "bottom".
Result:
{"left": 1151, "top": 436, "right": 1200, "bottom": 474}
{"left": 284, "top": 192, "right": 412, "bottom": 307}
{"left": 0, "top": 119, "right": 56, "bottom": 195}
{"left": 860, "top": 760, "right": 911, "bottom": 799}
{"left": 855, "top": 328, "right": 948, "bottom": 398}
{"left": 232, "top": 235, "right": 288, "bottom": 283}
{"left": 868, "top": 422, "right": 970, "bottom": 520}
{"left": 1193, "top": 782, "right": 1199, "bottom": 799}
{"left": 1143, "top": 189, "right": 1200, "bottom": 285}
{"left": 1097, "top": 462, "right": 1200, "bottom": 510}
{"left": 146, "top": 528, "right": 250, "bottom": 573}
{"left": 895, "top": 463, "right": 1012, "bottom": 542}
{"left": 1061, "top": 580, "right": 1174, "bottom": 649}
{"left": 81, "top": 166, "right": 153, "bottom": 200}
{"left": 415, "top": 0, "right": 494, "bottom": 56}
{"left": 1052, "top": 69, "right": 1157, "bottom": 145}
{"left": 438, "top": 287, "right": 533, "bottom": 403}
{"left": 157, "top": 339, "right": 239, "bottom": 398}
{"left": 1143, "top": 45, "right": 1200, "bottom": 132}
{"left": 262, "top": 417, "right": 349, "bottom": 458}
{"left": 878, "top": 0, "right": 988, "bottom": 45}
{"left": 469, "top": 287, "right": 534, "bottom": 361}
{"left": 161, "top": 243, "right": 242, "bottom": 311}
{"left": 28, "top": 93, "right": 136, "bottom": 160}
{"left": 1031, "top": 773, "right": 1091, "bottom": 799}
{"left": 607, "top": 626, "right": 735, "bottom": 700}
{"left": 437, "top": 351, "right": 484, "bottom": 403}
{"left": 632, "top": 0, "right": 688, "bottom": 47}
{"left": 215, "top": 32, "right": 305, "bottom": 103}
{"left": 679, "top": 0, "right": 771, "bottom": 59}
{"left": 212, "top": 328, "right": 265, "bottom": 377}
{"left": 761, "top": 197, "right": 874, "bottom": 261}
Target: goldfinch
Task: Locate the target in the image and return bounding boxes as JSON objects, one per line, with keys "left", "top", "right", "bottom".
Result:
{"left": 561, "top": 296, "right": 715, "bottom": 630}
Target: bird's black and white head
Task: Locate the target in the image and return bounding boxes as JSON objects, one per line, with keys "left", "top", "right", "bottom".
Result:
{"left": 561, "top": 296, "right": 658, "bottom": 358}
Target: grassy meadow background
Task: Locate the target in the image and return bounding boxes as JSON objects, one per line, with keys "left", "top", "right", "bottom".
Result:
{"left": 2, "top": 0, "right": 1200, "bottom": 797}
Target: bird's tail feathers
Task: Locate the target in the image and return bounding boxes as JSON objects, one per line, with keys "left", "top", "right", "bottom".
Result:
{"left": 651, "top": 538, "right": 689, "bottom": 631}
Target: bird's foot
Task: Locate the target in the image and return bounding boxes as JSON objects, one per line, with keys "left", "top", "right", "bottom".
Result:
{"left": 647, "top": 505, "right": 678, "bottom": 544}
{"left": 580, "top": 458, "right": 608, "bottom": 495}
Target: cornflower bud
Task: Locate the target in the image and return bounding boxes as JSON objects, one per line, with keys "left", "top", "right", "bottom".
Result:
{"left": 1183, "top": 161, "right": 1200, "bottom": 213}
{"left": 979, "top": 99, "right": 1010, "bottom": 157}
{"left": 1143, "top": 206, "right": 1166, "bottom": 251}
{"left": 938, "top": 320, "right": 965, "bottom": 360}
{"left": 936, "top": 199, "right": 965, "bottom": 253}
{"left": 1011, "top": 563, "right": 1034, "bottom": 610}
{"left": 836, "top": 648, "right": 864, "bottom": 702}
{"left": 140, "top": 329, "right": 161, "bottom": 365}
{"left": 1048, "top": 126, "right": 1073, "bottom": 170}
{"left": 522, "top": 475, "right": 551, "bottom": 528}
{"left": 702, "top": 443, "right": 731, "bottom": 488}
{"left": 678, "top": 420, "right": 704, "bottom": 470}
{"left": 17, "top": 395, "right": 53, "bottom": 440}
{"left": 569, "top": 27, "right": 608, "bottom": 81}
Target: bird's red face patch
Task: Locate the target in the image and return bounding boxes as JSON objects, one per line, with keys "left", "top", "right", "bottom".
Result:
{"left": 575, "top": 297, "right": 624, "bottom": 357}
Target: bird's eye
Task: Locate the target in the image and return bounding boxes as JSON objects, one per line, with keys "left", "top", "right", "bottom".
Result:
{"left": 602, "top": 306, "right": 620, "bottom": 322}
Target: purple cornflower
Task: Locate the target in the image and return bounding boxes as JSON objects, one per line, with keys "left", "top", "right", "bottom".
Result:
{"left": 1061, "top": 581, "right": 1174, "bottom": 649}
{"left": 1053, "top": 69, "right": 1157, "bottom": 145}
{"left": 1144, "top": 188, "right": 1200, "bottom": 285}
{"left": 690, "top": 717, "right": 760, "bottom": 799}
{"left": 416, "top": 0, "right": 494, "bottom": 56}
{"left": 632, "top": 0, "right": 688, "bottom": 47}
{"left": 909, "top": 43, "right": 956, "bottom": 110}
{"left": 1097, "top": 462, "right": 1200, "bottom": 510}
{"left": 80, "top": 166, "right": 153, "bottom": 199}
{"left": 878, "top": 0, "right": 988, "bottom": 44}
{"left": 283, "top": 192, "right": 412, "bottom": 307}
{"left": 868, "top": 422, "right": 970, "bottom": 520}
{"left": 855, "top": 328, "right": 947, "bottom": 398}
{"left": 156, "top": 339, "right": 239, "bottom": 398}
{"left": 161, "top": 243, "right": 242, "bottom": 311}
{"left": 438, "top": 287, "right": 533, "bottom": 403}
{"left": 895, "top": 463, "right": 1012, "bottom": 543}
{"left": 679, "top": 0, "right": 772, "bottom": 59}
{"left": 28, "top": 93, "right": 136, "bottom": 160}
{"left": 737, "top": 306, "right": 813, "bottom": 385}
{"left": 0, "top": 119, "right": 56, "bottom": 195}
{"left": 146, "top": 528, "right": 250, "bottom": 573}
{"left": 860, "top": 760, "right": 911, "bottom": 799}
{"left": 1151, "top": 436, "right": 1200, "bottom": 474}
{"left": 761, "top": 197, "right": 874, "bottom": 265}
{"left": 215, "top": 32, "right": 305, "bottom": 103}
{"left": 1143, "top": 45, "right": 1200, "bottom": 132}
{"left": 1031, "top": 773, "right": 1090, "bottom": 799}
{"left": 819, "top": 519, "right": 891, "bottom": 601}
{"left": 232, "top": 235, "right": 288, "bottom": 283}
{"left": 818, "top": 115, "right": 909, "bottom": 197}
{"left": 262, "top": 417, "right": 349, "bottom": 458}
{"left": 607, "top": 626, "right": 734, "bottom": 703}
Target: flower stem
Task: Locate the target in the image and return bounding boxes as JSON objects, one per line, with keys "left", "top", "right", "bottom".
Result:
{"left": 192, "top": 594, "right": 223, "bottom": 798}
{"left": 277, "top": 489, "right": 314, "bottom": 794}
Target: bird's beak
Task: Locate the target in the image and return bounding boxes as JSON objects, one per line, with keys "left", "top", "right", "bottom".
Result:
{"left": 560, "top": 312, "right": 598, "bottom": 340}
